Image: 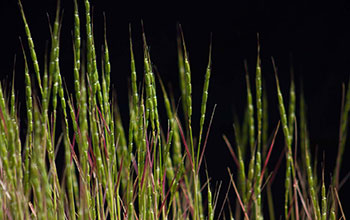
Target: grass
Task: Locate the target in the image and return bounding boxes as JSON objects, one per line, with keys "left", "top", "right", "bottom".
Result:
{"left": 0, "top": 0, "right": 349, "bottom": 219}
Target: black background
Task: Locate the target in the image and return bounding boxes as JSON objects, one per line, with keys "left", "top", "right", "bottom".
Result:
{"left": 1, "top": 0, "right": 350, "bottom": 217}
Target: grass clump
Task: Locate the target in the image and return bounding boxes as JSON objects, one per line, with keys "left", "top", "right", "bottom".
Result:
{"left": 223, "top": 53, "right": 349, "bottom": 219}
{"left": 0, "top": 0, "right": 349, "bottom": 219}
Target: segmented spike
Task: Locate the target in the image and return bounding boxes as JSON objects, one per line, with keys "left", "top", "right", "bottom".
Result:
{"left": 197, "top": 37, "right": 212, "bottom": 167}
{"left": 18, "top": 0, "right": 43, "bottom": 94}
{"left": 244, "top": 64, "right": 255, "bottom": 153}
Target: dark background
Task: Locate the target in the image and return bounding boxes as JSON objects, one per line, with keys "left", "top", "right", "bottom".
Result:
{"left": 1, "top": 0, "right": 350, "bottom": 217}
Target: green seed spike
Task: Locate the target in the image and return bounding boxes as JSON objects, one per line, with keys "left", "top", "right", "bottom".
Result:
{"left": 20, "top": 40, "right": 33, "bottom": 195}
{"left": 103, "top": 15, "right": 111, "bottom": 124}
{"left": 73, "top": 0, "right": 81, "bottom": 107}
{"left": 170, "top": 103, "right": 183, "bottom": 171}
{"left": 18, "top": 0, "right": 43, "bottom": 95}
{"left": 254, "top": 152, "right": 262, "bottom": 218}
{"left": 177, "top": 25, "right": 188, "bottom": 119}
{"left": 84, "top": 0, "right": 103, "bottom": 113}
{"left": 144, "top": 51, "right": 154, "bottom": 127}
{"left": 149, "top": 60, "right": 156, "bottom": 131}
{"left": 141, "top": 24, "right": 152, "bottom": 125}
{"left": 255, "top": 34, "right": 262, "bottom": 153}
{"left": 288, "top": 64, "right": 296, "bottom": 140}
{"left": 150, "top": 59, "right": 160, "bottom": 135}
{"left": 102, "top": 16, "right": 113, "bottom": 168}
{"left": 246, "top": 145, "right": 256, "bottom": 210}
{"left": 84, "top": 0, "right": 92, "bottom": 76}
{"left": 129, "top": 25, "right": 139, "bottom": 117}
{"left": 0, "top": 85, "right": 13, "bottom": 200}
{"left": 305, "top": 146, "right": 321, "bottom": 219}
{"left": 42, "top": 45, "right": 50, "bottom": 124}
{"left": 178, "top": 25, "right": 198, "bottom": 218}
{"left": 6, "top": 91, "right": 17, "bottom": 202}
{"left": 254, "top": 34, "right": 262, "bottom": 218}
{"left": 244, "top": 61, "right": 255, "bottom": 153}
{"left": 90, "top": 105, "right": 106, "bottom": 188}
{"left": 299, "top": 83, "right": 320, "bottom": 218}
{"left": 272, "top": 58, "right": 296, "bottom": 218}
{"left": 10, "top": 57, "right": 23, "bottom": 186}
{"left": 128, "top": 106, "right": 138, "bottom": 220}
{"left": 103, "top": 15, "right": 110, "bottom": 94}
{"left": 48, "top": 0, "right": 61, "bottom": 86}
{"left": 272, "top": 58, "right": 290, "bottom": 148}
{"left": 49, "top": 0, "right": 62, "bottom": 151}
{"left": 73, "top": 0, "right": 81, "bottom": 71}
{"left": 179, "top": 24, "right": 192, "bottom": 120}
{"left": 197, "top": 35, "right": 212, "bottom": 169}
{"left": 58, "top": 75, "right": 69, "bottom": 148}
{"left": 142, "top": 26, "right": 159, "bottom": 136}
{"left": 273, "top": 59, "right": 290, "bottom": 217}
{"left": 44, "top": 2, "right": 62, "bottom": 206}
